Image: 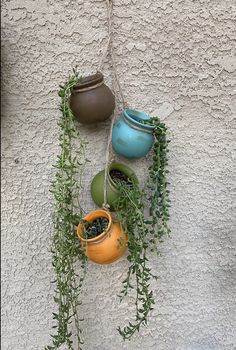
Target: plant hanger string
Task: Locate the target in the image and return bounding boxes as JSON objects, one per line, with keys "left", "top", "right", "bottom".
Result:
{"left": 97, "top": 0, "right": 126, "bottom": 107}
{"left": 98, "top": 0, "right": 128, "bottom": 210}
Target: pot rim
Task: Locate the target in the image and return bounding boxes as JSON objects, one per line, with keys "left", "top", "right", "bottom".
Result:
{"left": 77, "top": 209, "right": 112, "bottom": 243}
{"left": 107, "top": 162, "right": 138, "bottom": 191}
{"left": 123, "top": 108, "right": 155, "bottom": 131}
{"left": 72, "top": 72, "right": 104, "bottom": 91}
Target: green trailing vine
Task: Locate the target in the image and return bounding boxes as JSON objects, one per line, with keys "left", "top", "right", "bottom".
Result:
{"left": 145, "top": 117, "right": 171, "bottom": 251}
{"left": 113, "top": 118, "right": 170, "bottom": 340}
{"left": 114, "top": 180, "right": 155, "bottom": 340}
{"left": 46, "top": 71, "right": 89, "bottom": 350}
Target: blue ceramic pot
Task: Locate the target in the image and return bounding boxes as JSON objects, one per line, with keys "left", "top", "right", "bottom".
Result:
{"left": 112, "top": 109, "right": 155, "bottom": 159}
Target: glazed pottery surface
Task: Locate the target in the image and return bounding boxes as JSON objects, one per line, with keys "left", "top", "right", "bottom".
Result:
{"left": 90, "top": 162, "right": 138, "bottom": 211}
{"left": 70, "top": 72, "right": 115, "bottom": 124}
{"left": 77, "top": 210, "right": 127, "bottom": 264}
{"left": 112, "top": 108, "right": 155, "bottom": 159}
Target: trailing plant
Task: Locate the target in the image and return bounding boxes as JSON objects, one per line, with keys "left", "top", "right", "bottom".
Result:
{"left": 144, "top": 117, "right": 171, "bottom": 251}
{"left": 113, "top": 179, "right": 155, "bottom": 340}
{"left": 46, "top": 70, "right": 89, "bottom": 350}
{"left": 46, "top": 66, "right": 170, "bottom": 347}
{"left": 112, "top": 118, "right": 170, "bottom": 340}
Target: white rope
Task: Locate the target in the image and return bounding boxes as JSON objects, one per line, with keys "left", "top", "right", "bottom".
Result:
{"left": 97, "top": 0, "right": 127, "bottom": 107}
{"left": 97, "top": 0, "right": 111, "bottom": 72}
{"left": 102, "top": 112, "right": 114, "bottom": 210}
{"left": 99, "top": 0, "right": 128, "bottom": 210}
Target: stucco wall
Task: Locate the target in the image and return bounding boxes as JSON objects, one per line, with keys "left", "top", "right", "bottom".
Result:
{"left": 1, "top": 1, "right": 236, "bottom": 349}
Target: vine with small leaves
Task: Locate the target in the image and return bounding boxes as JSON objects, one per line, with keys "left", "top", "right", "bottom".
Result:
{"left": 145, "top": 117, "right": 171, "bottom": 252}
{"left": 112, "top": 118, "right": 170, "bottom": 340}
{"left": 46, "top": 71, "right": 89, "bottom": 350}
{"left": 113, "top": 180, "right": 155, "bottom": 340}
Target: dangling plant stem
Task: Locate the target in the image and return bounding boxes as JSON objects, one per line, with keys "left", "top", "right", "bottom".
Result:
{"left": 114, "top": 181, "right": 155, "bottom": 340}
{"left": 144, "top": 117, "right": 171, "bottom": 253}
{"left": 46, "top": 70, "right": 89, "bottom": 350}
{"left": 113, "top": 118, "right": 171, "bottom": 340}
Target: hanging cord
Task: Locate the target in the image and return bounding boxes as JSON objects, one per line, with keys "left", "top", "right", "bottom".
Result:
{"left": 102, "top": 0, "right": 114, "bottom": 211}
{"left": 97, "top": 0, "right": 126, "bottom": 107}
{"left": 97, "top": 0, "right": 111, "bottom": 73}
{"left": 99, "top": 0, "right": 128, "bottom": 210}
{"left": 102, "top": 113, "right": 114, "bottom": 211}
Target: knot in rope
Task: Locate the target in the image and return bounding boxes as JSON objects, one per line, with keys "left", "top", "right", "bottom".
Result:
{"left": 102, "top": 203, "right": 111, "bottom": 211}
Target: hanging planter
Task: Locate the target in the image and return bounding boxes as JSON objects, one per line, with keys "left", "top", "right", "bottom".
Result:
{"left": 47, "top": 0, "right": 172, "bottom": 341}
{"left": 47, "top": 72, "right": 171, "bottom": 349}
{"left": 77, "top": 209, "right": 127, "bottom": 264}
{"left": 90, "top": 162, "right": 138, "bottom": 210}
{"left": 112, "top": 108, "right": 155, "bottom": 159}
{"left": 70, "top": 72, "right": 115, "bottom": 124}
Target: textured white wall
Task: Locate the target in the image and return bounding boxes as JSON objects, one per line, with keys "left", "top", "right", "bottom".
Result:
{"left": 1, "top": 1, "right": 236, "bottom": 349}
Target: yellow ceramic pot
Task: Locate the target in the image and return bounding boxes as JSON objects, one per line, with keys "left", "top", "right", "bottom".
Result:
{"left": 77, "top": 209, "right": 127, "bottom": 264}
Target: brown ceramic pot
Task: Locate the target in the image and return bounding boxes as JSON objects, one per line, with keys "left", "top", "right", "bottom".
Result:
{"left": 70, "top": 72, "right": 115, "bottom": 124}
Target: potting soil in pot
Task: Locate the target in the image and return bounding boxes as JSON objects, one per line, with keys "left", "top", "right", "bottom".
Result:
{"left": 109, "top": 169, "right": 133, "bottom": 187}
{"left": 82, "top": 217, "right": 109, "bottom": 239}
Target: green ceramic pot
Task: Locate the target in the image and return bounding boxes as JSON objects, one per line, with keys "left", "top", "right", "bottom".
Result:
{"left": 90, "top": 162, "right": 138, "bottom": 211}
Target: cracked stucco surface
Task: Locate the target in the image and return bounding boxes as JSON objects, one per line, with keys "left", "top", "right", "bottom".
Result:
{"left": 1, "top": 0, "right": 236, "bottom": 349}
